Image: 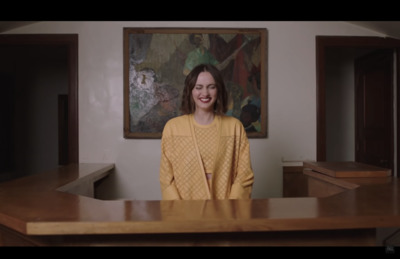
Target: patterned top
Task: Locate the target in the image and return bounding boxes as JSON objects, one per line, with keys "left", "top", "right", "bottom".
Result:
{"left": 193, "top": 118, "right": 218, "bottom": 176}
{"left": 160, "top": 114, "right": 254, "bottom": 200}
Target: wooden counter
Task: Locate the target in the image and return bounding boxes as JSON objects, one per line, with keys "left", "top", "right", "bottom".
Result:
{"left": 0, "top": 163, "right": 400, "bottom": 246}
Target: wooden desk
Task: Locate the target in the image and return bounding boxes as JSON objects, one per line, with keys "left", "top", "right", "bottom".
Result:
{"left": 0, "top": 163, "right": 400, "bottom": 246}
{"left": 303, "top": 161, "right": 393, "bottom": 197}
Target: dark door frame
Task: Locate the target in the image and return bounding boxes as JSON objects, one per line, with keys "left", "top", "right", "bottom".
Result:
{"left": 0, "top": 34, "right": 79, "bottom": 163}
{"left": 316, "top": 36, "right": 400, "bottom": 176}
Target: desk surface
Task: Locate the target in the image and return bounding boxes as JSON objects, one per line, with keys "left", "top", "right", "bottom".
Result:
{"left": 303, "top": 161, "right": 391, "bottom": 178}
{"left": 0, "top": 163, "right": 399, "bottom": 236}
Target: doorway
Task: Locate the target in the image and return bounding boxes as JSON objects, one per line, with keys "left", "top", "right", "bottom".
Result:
{"left": 0, "top": 34, "right": 78, "bottom": 181}
{"left": 355, "top": 49, "right": 394, "bottom": 170}
{"left": 316, "top": 36, "right": 400, "bottom": 176}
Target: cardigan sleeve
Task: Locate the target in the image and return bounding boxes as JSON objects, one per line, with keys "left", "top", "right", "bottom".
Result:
{"left": 159, "top": 124, "right": 181, "bottom": 200}
{"left": 228, "top": 123, "right": 254, "bottom": 199}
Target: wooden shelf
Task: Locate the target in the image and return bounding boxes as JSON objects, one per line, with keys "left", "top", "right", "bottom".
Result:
{"left": 303, "top": 161, "right": 391, "bottom": 178}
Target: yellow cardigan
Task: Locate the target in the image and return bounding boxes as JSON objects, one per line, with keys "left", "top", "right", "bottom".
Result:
{"left": 160, "top": 114, "right": 254, "bottom": 200}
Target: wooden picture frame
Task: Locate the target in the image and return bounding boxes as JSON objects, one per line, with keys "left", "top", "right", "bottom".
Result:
{"left": 123, "top": 27, "right": 268, "bottom": 138}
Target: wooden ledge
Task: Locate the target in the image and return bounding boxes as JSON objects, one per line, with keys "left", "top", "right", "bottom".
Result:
{"left": 303, "top": 169, "right": 360, "bottom": 190}
{"left": 303, "top": 161, "right": 391, "bottom": 178}
{"left": 56, "top": 163, "right": 114, "bottom": 197}
{"left": 0, "top": 163, "right": 115, "bottom": 234}
{"left": 1, "top": 162, "right": 400, "bottom": 246}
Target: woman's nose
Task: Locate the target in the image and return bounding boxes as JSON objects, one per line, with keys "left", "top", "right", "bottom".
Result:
{"left": 201, "top": 88, "right": 209, "bottom": 95}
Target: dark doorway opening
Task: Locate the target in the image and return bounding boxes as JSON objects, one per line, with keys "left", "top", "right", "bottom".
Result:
{"left": 316, "top": 36, "right": 400, "bottom": 177}
{"left": 0, "top": 34, "right": 78, "bottom": 181}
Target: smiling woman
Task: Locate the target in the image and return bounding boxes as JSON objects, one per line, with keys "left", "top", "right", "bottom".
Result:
{"left": 159, "top": 64, "right": 255, "bottom": 200}
{"left": 190, "top": 71, "right": 218, "bottom": 121}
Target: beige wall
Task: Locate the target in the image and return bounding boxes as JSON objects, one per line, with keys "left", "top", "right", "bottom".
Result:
{"left": 3, "top": 21, "right": 382, "bottom": 200}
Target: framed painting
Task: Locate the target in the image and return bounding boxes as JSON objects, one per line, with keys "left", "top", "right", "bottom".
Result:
{"left": 123, "top": 27, "right": 268, "bottom": 138}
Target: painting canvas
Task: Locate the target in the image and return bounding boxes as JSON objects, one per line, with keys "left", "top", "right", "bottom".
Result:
{"left": 123, "top": 28, "right": 268, "bottom": 138}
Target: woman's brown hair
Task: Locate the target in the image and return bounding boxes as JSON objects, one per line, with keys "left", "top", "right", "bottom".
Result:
{"left": 180, "top": 64, "right": 228, "bottom": 115}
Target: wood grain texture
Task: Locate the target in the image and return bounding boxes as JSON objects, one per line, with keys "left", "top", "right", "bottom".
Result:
{"left": 303, "top": 161, "right": 391, "bottom": 177}
{"left": 0, "top": 163, "right": 399, "bottom": 246}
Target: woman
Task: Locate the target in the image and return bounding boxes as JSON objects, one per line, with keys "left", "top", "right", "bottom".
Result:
{"left": 160, "top": 64, "right": 254, "bottom": 200}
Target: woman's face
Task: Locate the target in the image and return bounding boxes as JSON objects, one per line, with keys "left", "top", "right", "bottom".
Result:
{"left": 191, "top": 71, "right": 218, "bottom": 113}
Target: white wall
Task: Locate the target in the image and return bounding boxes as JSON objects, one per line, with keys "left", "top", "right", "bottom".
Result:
{"left": 3, "top": 21, "right": 383, "bottom": 200}
{"left": 326, "top": 49, "right": 356, "bottom": 161}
